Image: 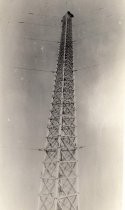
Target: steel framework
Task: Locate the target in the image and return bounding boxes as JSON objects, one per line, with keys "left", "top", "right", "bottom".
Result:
{"left": 38, "top": 11, "right": 79, "bottom": 210}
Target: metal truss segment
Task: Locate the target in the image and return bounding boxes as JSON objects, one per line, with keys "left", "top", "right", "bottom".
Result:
{"left": 38, "top": 11, "right": 79, "bottom": 210}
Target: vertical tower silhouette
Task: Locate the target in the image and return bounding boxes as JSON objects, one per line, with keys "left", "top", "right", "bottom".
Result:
{"left": 38, "top": 11, "right": 79, "bottom": 210}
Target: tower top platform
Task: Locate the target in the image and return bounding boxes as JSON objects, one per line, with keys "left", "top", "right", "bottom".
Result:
{"left": 61, "top": 11, "right": 74, "bottom": 22}
{"left": 67, "top": 11, "right": 74, "bottom": 18}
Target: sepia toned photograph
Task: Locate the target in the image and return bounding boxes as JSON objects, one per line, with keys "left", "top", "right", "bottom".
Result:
{"left": 0, "top": 0, "right": 125, "bottom": 210}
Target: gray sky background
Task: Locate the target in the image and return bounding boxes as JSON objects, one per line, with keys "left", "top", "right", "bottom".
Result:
{"left": 0, "top": 0, "right": 125, "bottom": 210}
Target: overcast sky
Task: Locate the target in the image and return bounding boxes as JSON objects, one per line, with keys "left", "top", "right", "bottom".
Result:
{"left": 0, "top": 0, "right": 125, "bottom": 210}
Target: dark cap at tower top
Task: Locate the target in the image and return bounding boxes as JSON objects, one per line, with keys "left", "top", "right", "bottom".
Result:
{"left": 67, "top": 11, "right": 74, "bottom": 18}
{"left": 61, "top": 11, "right": 74, "bottom": 22}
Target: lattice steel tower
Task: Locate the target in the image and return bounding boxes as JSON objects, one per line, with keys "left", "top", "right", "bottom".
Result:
{"left": 38, "top": 11, "right": 79, "bottom": 210}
